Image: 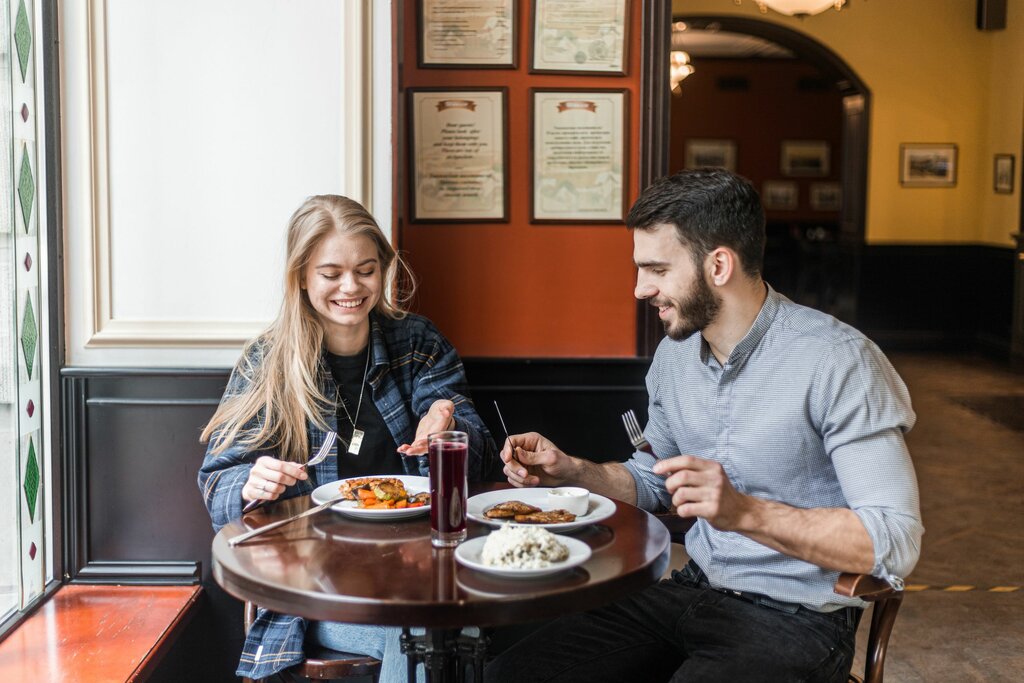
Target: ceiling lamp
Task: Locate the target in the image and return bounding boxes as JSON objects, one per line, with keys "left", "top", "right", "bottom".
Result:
{"left": 669, "top": 22, "right": 695, "bottom": 94}
{"left": 739, "top": 0, "right": 846, "bottom": 17}
{"left": 670, "top": 51, "right": 694, "bottom": 93}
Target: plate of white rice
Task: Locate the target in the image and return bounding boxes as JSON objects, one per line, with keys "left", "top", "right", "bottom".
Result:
{"left": 454, "top": 525, "right": 592, "bottom": 579}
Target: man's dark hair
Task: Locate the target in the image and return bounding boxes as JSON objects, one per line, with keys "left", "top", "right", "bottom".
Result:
{"left": 626, "top": 169, "right": 766, "bottom": 277}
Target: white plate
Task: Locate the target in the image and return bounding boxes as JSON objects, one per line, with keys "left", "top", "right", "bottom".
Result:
{"left": 454, "top": 533, "right": 592, "bottom": 579}
{"left": 466, "top": 488, "right": 616, "bottom": 532}
{"left": 311, "top": 475, "right": 431, "bottom": 521}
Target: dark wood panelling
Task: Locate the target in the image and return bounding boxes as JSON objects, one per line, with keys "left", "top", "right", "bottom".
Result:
{"left": 61, "top": 369, "right": 240, "bottom": 681}
{"left": 858, "top": 244, "right": 1015, "bottom": 355}
{"left": 62, "top": 371, "right": 227, "bottom": 582}
{"left": 464, "top": 358, "right": 650, "bottom": 467}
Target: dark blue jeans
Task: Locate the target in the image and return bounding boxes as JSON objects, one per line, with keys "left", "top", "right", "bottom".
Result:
{"left": 485, "top": 561, "right": 861, "bottom": 683}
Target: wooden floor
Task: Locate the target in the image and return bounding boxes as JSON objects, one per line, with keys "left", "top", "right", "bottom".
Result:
{"left": 0, "top": 584, "right": 201, "bottom": 682}
{"left": 862, "top": 353, "right": 1024, "bottom": 682}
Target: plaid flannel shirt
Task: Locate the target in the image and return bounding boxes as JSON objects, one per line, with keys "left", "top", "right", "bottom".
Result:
{"left": 198, "top": 312, "right": 497, "bottom": 680}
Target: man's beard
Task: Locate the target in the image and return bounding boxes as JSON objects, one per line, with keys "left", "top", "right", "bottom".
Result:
{"left": 659, "top": 272, "right": 721, "bottom": 341}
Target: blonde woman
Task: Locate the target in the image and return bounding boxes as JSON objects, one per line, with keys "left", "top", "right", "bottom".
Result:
{"left": 198, "top": 195, "right": 497, "bottom": 682}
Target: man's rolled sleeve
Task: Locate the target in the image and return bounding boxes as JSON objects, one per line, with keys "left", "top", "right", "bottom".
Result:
{"left": 854, "top": 504, "right": 923, "bottom": 587}
{"left": 623, "top": 451, "right": 672, "bottom": 511}
{"left": 817, "top": 339, "right": 924, "bottom": 587}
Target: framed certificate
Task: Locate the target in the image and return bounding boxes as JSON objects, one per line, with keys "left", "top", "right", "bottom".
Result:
{"left": 419, "top": 0, "right": 517, "bottom": 68}
{"left": 409, "top": 88, "right": 509, "bottom": 222}
{"left": 531, "top": 0, "right": 629, "bottom": 75}
{"left": 531, "top": 89, "right": 628, "bottom": 223}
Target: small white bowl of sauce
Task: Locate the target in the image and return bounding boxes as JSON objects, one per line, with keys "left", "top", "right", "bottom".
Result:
{"left": 546, "top": 487, "right": 590, "bottom": 516}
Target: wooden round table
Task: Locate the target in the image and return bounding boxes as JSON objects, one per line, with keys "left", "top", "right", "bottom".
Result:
{"left": 212, "top": 485, "right": 670, "bottom": 681}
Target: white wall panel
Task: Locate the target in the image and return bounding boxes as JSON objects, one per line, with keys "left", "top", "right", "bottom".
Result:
{"left": 63, "top": 0, "right": 389, "bottom": 366}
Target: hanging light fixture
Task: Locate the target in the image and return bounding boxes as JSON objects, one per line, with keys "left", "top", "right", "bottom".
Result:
{"left": 669, "top": 21, "right": 695, "bottom": 94}
{"left": 670, "top": 51, "right": 695, "bottom": 93}
{"left": 737, "top": 0, "right": 846, "bottom": 17}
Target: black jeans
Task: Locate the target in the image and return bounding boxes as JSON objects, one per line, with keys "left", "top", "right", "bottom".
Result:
{"left": 485, "top": 561, "right": 861, "bottom": 683}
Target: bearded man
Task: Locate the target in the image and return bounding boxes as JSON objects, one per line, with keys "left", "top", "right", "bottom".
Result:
{"left": 485, "top": 169, "right": 922, "bottom": 682}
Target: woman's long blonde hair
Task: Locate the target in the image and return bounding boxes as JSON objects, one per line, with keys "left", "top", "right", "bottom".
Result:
{"left": 200, "top": 195, "right": 415, "bottom": 462}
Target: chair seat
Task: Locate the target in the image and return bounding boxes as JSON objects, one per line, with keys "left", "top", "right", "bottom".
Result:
{"left": 293, "top": 646, "right": 382, "bottom": 680}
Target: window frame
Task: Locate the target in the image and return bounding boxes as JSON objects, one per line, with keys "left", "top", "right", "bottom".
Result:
{"left": 0, "top": 0, "right": 63, "bottom": 642}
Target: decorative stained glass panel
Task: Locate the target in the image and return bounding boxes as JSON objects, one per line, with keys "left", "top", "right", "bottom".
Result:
{"left": 17, "top": 145, "right": 32, "bottom": 230}
{"left": 23, "top": 437, "right": 38, "bottom": 523}
{"left": 14, "top": 0, "right": 29, "bottom": 82}
{"left": 19, "top": 291, "right": 36, "bottom": 379}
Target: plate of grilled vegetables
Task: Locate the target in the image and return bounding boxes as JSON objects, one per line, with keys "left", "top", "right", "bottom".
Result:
{"left": 311, "top": 475, "right": 431, "bottom": 520}
{"left": 466, "top": 488, "right": 616, "bottom": 532}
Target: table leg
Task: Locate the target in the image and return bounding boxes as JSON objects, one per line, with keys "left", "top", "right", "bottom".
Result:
{"left": 400, "top": 627, "right": 489, "bottom": 682}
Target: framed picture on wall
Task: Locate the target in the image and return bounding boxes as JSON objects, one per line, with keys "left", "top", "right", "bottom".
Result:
{"left": 994, "top": 154, "right": 1015, "bottom": 194}
{"left": 900, "top": 143, "right": 957, "bottom": 187}
{"left": 684, "top": 139, "right": 737, "bottom": 172}
{"left": 531, "top": 88, "right": 628, "bottom": 223}
{"left": 408, "top": 88, "right": 509, "bottom": 222}
{"left": 419, "top": 0, "right": 517, "bottom": 68}
{"left": 781, "top": 140, "right": 830, "bottom": 177}
{"left": 531, "top": 0, "right": 629, "bottom": 74}
{"left": 762, "top": 181, "right": 798, "bottom": 211}
{"left": 809, "top": 182, "right": 842, "bottom": 211}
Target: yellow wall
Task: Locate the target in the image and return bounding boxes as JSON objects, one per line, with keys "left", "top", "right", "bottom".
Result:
{"left": 674, "top": 0, "right": 1023, "bottom": 246}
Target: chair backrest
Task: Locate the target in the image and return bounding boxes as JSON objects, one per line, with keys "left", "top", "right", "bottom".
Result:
{"left": 242, "top": 601, "right": 382, "bottom": 683}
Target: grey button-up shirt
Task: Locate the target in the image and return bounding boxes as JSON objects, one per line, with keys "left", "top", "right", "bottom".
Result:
{"left": 625, "top": 286, "right": 923, "bottom": 611}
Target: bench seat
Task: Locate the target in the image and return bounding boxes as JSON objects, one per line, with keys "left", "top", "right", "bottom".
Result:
{"left": 0, "top": 584, "right": 201, "bottom": 682}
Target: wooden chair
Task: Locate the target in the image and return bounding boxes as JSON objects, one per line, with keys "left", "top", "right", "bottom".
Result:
{"left": 242, "top": 601, "right": 382, "bottom": 683}
{"left": 657, "top": 515, "right": 902, "bottom": 683}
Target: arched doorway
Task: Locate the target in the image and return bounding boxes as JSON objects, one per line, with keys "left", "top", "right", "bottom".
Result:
{"left": 638, "top": 14, "right": 870, "bottom": 355}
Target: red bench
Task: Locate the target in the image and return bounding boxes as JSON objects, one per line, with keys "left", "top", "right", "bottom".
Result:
{"left": 0, "top": 584, "right": 201, "bottom": 682}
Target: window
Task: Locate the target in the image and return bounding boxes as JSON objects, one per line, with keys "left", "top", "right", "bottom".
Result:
{"left": 0, "top": 0, "right": 49, "bottom": 631}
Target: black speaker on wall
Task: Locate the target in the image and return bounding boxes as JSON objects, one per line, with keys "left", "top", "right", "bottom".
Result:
{"left": 977, "top": 0, "right": 1007, "bottom": 31}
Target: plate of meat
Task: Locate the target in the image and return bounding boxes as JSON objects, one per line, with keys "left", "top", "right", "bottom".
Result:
{"left": 466, "top": 488, "right": 616, "bottom": 532}
{"left": 311, "top": 475, "right": 431, "bottom": 520}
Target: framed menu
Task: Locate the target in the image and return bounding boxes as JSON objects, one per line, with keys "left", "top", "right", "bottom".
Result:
{"left": 531, "top": 0, "right": 629, "bottom": 74}
{"left": 531, "top": 89, "right": 628, "bottom": 223}
{"left": 419, "top": 0, "right": 517, "bottom": 68}
{"left": 409, "top": 88, "right": 509, "bottom": 222}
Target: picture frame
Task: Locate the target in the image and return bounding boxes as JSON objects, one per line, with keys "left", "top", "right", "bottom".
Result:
{"left": 531, "top": 88, "right": 629, "bottom": 223}
{"left": 408, "top": 88, "right": 509, "bottom": 222}
{"left": 419, "top": 0, "right": 518, "bottom": 69}
{"left": 899, "top": 143, "right": 957, "bottom": 187}
{"left": 531, "top": 0, "right": 629, "bottom": 75}
{"left": 809, "top": 182, "right": 842, "bottom": 211}
{"left": 781, "top": 140, "right": 830, "bottom": 177}
{"left": 684, "top": 139, "right": 737, "bottom": 172}
{"left": 994, "top": 154, "right": 1015, "bottom": 194}
{"left": 762, "top": 181, "right": 798, "bottom": 211}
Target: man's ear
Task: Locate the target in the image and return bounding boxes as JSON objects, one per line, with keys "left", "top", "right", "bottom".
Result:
{"left": 707, "top": 247, "right": 735, "bottom": 286}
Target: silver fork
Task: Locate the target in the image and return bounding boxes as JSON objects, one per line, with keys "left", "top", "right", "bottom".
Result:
{"left": 621, "top": 410, "right": 655, "bottom": 456}
{"left": 241, "top": 431, "right": 337, "bottom": 514}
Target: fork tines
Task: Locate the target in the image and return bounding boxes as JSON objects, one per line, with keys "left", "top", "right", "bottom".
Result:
{"left": 621, "top": 409, "right": 654, "bottom": 455}
{"left": 305, "top": 431, "right": 337, "bottom": 469}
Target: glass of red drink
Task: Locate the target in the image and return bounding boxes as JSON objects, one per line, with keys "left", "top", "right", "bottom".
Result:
{"left": 428, "top": 431, "right": 468, "bottom": 547}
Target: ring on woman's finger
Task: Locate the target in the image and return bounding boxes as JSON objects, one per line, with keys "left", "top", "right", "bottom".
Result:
{"left": 259, "top": 481, "right": 267, "bottom": 493}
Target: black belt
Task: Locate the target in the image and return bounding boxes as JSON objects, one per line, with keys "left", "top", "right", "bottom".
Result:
{"left": 682, "top": 561, "right": 862, "bottom": 627}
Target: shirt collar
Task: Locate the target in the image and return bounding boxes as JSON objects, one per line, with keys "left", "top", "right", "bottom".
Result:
{"left": 699, "top": 283, "right": 780, "bottom": 366}
{"left": 367, "top": 313, "right": 391, "bottom": 385}
{"left": 727, "top": 283, "right": 780, "bottom": 364}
